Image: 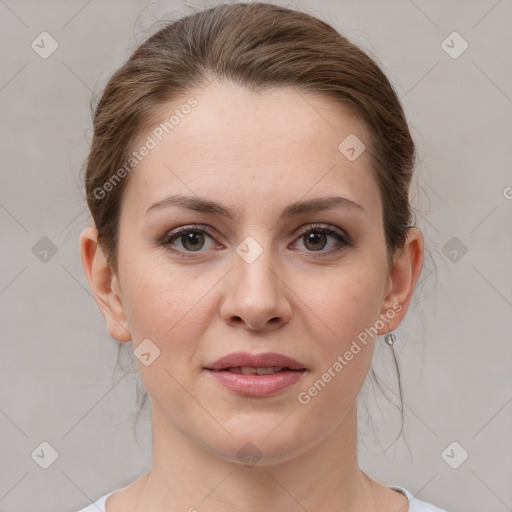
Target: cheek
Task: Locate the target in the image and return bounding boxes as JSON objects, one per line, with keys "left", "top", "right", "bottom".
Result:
{"left": 295, "top": 272, "right": 383, "bottom": 423}
{"left": 121, "top": 265, "right": 199, "bottom": 341}
{"left": 298, "top": 258, "right": 386, "bottom": 396}
{"left": 118, "top": 245, "right": 220, "bottom": 367}
{"left": 308, "top": 266, "right": 384, "bottom": 347}
{"left": 117, "top": 259, "right": 208, "bottom": 405}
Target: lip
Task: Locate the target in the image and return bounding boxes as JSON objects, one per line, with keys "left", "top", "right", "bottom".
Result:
{"left": 204, "top": 352, "right": 307, "bottom": 397}
{"left": 205, "top": 352, "right": 306, "bottom": 371}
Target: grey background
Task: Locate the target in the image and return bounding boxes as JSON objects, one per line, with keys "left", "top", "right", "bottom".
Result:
{"left": 0, "top": 0, "right": 511, "bottom": 511}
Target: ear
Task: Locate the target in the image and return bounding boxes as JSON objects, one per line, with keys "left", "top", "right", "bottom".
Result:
{"left": 79, "top": 226, "right": 132, "bottom": 342}
{"left": 377, "top": 227, "right": 424, "bottom": 335}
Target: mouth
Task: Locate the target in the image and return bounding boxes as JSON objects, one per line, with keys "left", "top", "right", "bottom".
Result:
{"left": 205, "top": 351, "right": 306, "bottom": 371}
{"left": 213, "top": 366, "right": 300, "bottom": 375}
{"left": 204, "top": 352, "right": 307, "bottom": 396}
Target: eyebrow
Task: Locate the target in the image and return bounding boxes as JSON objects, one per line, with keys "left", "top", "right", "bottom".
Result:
{"left": 145, "top": 194, "right": 366, "bottom": 219}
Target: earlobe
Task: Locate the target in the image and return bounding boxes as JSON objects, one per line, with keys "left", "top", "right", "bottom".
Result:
{"left": 377, "top": 227, "right": 424, "bottom": 334}
{"left": 79, "top": 226, "right": 132, "bottom": 342}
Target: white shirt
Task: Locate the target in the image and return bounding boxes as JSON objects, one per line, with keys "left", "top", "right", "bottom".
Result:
{"left": 75, "top": 485, "right": 447, "bottom": 511}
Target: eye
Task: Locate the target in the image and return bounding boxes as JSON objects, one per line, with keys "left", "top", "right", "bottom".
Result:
{"left": 159, "top": 223, "right": 351, "bottom": 258}
{"left": 161, "top": 224, "right": 219, "bottom": 254}
{"left": 292, "top": 223, "right": 351, "bottom": 257}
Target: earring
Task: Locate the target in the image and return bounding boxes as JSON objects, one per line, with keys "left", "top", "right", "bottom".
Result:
{"left": 384, "top": 332, "right": 396, "bottom": 346}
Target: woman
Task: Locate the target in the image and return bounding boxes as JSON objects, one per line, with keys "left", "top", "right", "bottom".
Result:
{"left": 76, "top": 2, "right": 445, "bottom": 511}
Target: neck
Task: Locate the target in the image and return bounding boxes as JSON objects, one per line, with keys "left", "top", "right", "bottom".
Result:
{"left": 134, "top": 400, "right": 376, "bottom": 512}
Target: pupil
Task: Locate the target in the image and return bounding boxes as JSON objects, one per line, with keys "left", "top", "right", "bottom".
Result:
{"left": 183, "top": 232, "right": 204, "bottom": 251}
{"left": 305, "top": 232, "right": 326, "bottom": 251}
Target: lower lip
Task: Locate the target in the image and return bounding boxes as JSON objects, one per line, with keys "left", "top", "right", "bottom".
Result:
{"left": 206, "top": 369, "right": 305, "bottom": 396}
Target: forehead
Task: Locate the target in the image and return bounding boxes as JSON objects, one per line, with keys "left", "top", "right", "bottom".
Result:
{"left": 121, "top": 79, "right": 380, "bottom": 220}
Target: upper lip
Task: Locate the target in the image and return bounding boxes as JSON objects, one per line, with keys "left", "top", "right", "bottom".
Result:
{"left": 205, "top": 352, "right": 306, "bottom": 371}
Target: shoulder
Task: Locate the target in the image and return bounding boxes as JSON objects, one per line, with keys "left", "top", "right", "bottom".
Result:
{"left": 74, "top": 489, "right": 117, "bottom": 512}
{"left": 77, "top": 485, "right": 448, "bottom": 512}
{"left": 390, "top": 486, "right": 448, "bottom": 512}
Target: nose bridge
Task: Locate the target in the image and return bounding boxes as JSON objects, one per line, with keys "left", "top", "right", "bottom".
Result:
{"left": 233, "top": 232, "right": 280, "bottom": 299}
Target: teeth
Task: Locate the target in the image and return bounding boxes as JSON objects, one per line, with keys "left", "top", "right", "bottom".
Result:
{"left": 256, "top": 366, "right": 284, "bottom": 375}
{"left": 228, "top": 367, "right": 284, "bottom": 375}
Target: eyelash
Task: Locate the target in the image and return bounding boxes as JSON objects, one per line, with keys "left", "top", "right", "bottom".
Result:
{"left": 159, "top": 223, "right": 351, "bottom": 259}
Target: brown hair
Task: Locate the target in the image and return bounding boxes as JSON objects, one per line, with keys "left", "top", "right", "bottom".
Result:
{"left": 85, "top": 2, "right": 416, "bottom": 440}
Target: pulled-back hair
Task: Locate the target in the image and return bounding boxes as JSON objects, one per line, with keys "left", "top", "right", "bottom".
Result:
{"left": 85, "top": 2, "right": 415, "bottom": 272}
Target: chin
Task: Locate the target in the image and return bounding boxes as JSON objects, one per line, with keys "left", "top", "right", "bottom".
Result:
{"left": 201, "top": 415, "right": 320, "bottom": 468}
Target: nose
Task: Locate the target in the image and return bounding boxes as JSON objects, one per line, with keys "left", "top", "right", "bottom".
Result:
{"left": 220, "top": 245, "right": 292, "bottom": 332}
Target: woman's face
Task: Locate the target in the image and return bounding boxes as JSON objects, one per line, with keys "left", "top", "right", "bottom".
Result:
{"left": 99, "top": 80, "right": 417, "bottom": 465}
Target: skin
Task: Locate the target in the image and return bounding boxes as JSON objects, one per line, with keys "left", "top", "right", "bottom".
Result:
{"left": 80, "top": 79, "right": 423, "bottom": 512}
